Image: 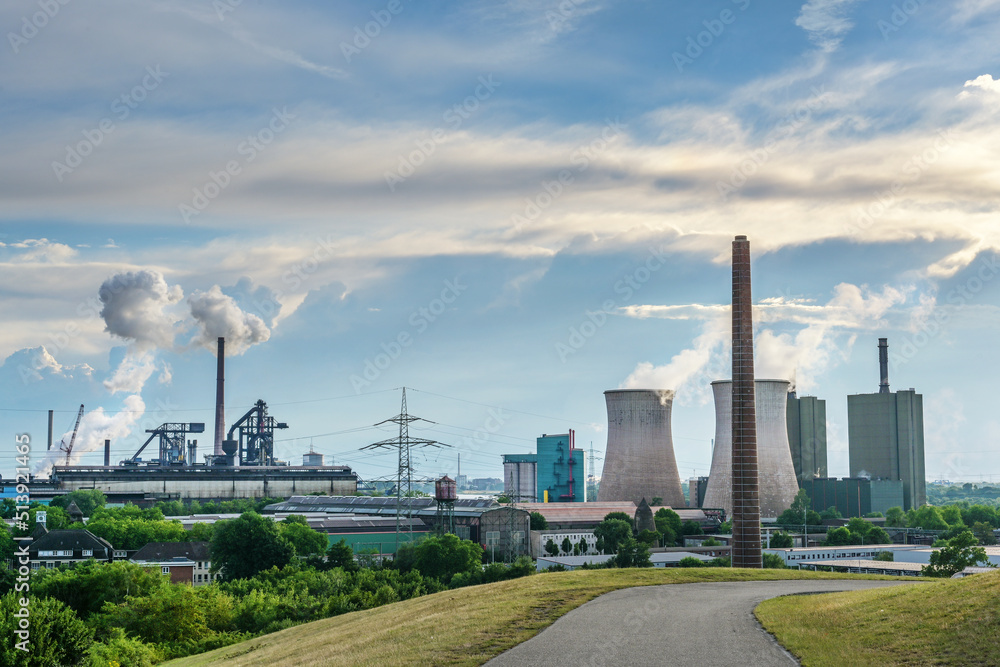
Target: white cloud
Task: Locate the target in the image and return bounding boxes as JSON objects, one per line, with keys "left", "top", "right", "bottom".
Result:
{"left": 795, "top": 0, "right": 863, "bottom": 53}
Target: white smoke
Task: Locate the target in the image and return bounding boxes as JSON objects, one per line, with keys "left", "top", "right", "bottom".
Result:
{"left": 99, "top": 270, "right": 184, "bottom": 350}
{"left": 621, "top": 282, "right": 911, "bottom": 399}
{"left": 103, "top": 349, "right": 157, "bottom": 394}
{"left": 188, "top": 285, "right": 270, "bottom": 355}
{"left": 35, "top": 395, "right": 145, "bottom": 476}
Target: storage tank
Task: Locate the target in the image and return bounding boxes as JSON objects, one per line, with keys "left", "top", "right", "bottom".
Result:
{"left": 702, "top": 379, "right": 800, "bottom": 518}
{"left": 598, "top": 389, "right": 686, "bottom": 507}
{"left": 435, "top": 475, "right": 458, "bottom": 502}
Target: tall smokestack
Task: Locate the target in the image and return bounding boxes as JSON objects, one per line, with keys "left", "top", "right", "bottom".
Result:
{"left": 47, "top": 409, "right": 53, "bottom": 451}
{"left": 214, "top": 337, "right": 225, "bottom": 457}
{"left": 104, "top": 439, "right": 111, "bottom": 466}
{"left": 731, "top": 235, "right": 762, "bottom": 569}
{"left": 878, "top": 337, "right": 890, "bottom": 394}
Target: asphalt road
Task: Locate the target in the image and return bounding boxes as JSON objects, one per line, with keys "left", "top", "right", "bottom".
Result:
{"left": 486, "top": 579, "right": 918, "bottom": 667}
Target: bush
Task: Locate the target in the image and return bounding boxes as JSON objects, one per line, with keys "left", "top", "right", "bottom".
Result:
{"left": 86, "top": 628, "right": 160, "bottom": 667}
{"left": 0, "top": 593, "right": 93, "bottom": 667}
{"left": 762, "top": 553, "right": 787, "bottom": 569}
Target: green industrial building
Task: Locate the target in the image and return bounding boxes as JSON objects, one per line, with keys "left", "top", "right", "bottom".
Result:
{"left": 847, "top": 339, "right": 926, "bottom": 510}
{"left": 786, "top": 392, "right": 828, "bottom": 486}
{"left": 802, "top": 477, "right": 905, "bottom": 518}
{"left": 535, "top": 432, "right": 586, "bottom": 503}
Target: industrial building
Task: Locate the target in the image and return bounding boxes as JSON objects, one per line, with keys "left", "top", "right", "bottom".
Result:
{"left": 703, "top": 379, "right": 800, "bottom": 519}
{"left": 598, "top": 389, "right": 685, "bottom": 506}
{"left": 535, "top": 431, "right": 586, "bottom": 503}
{"left": 502, "top": 453, "right": 537, "bottom": 502}
{"left": 516, "top": 501, "right": 719, "bottom": 532}
{"left": 786, "top": 391, "right": 828, "bottom": 485}
{"left": 802, "top": 477, "right": 905, "bottom": 518}
{"left": 688, "top": 476, "right": 708, "bottom": 508}
{"left": 848, "top": 339, "right": 927, "bottom": 510}
{"left": 263, "top": 496, "right": 530, "bottom": 558}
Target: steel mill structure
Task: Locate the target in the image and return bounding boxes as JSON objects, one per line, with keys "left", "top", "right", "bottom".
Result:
{"left": 598, "top": 389, "right": 685, "bottom": 507}
{"left": 730, "top": 235, "right": 761, "bottom": 568}
{"left": 703, "top": 379, "right": 800, "bottom": 519}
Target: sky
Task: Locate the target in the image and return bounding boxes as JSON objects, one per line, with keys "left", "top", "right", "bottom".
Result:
{"left": 1, "top": 0, "right": 999, "bottom": 487}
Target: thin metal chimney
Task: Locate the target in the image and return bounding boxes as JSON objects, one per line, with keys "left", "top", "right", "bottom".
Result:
{"left": 214, "top": 337, "right": 225, "bottom": 457}
{"left": 878, "top": 338, "right": 890, "bottom": 394}
{"left": 47, "top": 409, "right": 53, "bottom": 450}
{"left": 731, "top": 235, "right": 762, "bottom": 569}
{"left": 104, "top": 439, "right": 111, "bottom": 466}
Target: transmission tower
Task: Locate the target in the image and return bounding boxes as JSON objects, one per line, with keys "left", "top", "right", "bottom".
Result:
{"left": 361, "top": 388, "right": 449, "bottom": 550}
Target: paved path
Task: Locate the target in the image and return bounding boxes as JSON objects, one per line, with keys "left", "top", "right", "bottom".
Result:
{"left": 486, "top": 579, "right": 918, "bottom": 667}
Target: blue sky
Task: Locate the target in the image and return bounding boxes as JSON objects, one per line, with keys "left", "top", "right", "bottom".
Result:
{"left": 2, "top": 0, "right": 999, "bottom": 487}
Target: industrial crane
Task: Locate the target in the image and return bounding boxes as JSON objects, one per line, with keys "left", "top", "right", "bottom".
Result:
{"left": 58, "top": 404, "right": 85, "bottom": 465}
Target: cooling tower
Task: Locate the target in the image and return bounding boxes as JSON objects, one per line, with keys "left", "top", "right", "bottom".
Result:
{"left": 702, "top": 379, "right": 800, "bottom": 518}
{"left": 598, "top": 389, "right": 686, "bottom": 507}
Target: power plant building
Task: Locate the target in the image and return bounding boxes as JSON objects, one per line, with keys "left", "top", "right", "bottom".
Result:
{"left": 848, "top": 339, "right": 926, "bottom": 510}
{"left": 786, "top": 392, "right": 828, "bottom": 486}
{"left": 802, "top": 477, "right": 905, "bottom": 518}
{"left": 598, "top": 389, "right": 685, "bottom": 507}
{"left": 703, "top": 379, "right": 800, "bottom": 519}
{"left": 502, "top": 454, "right": 538, "bottom": 503}
{"left": 535, "top": 432, "right": 586, "bottom": 503}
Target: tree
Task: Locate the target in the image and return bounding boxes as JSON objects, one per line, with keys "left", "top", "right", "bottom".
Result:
{"left": 326, "top": 539, "right": 360, "bottom": 572}
{"left": 762, "top": 553, "right": 787, "bottom": 569}
{"left": 681, "top": 520, "right": 703, "bottom": 536}
{"left": 824, "top": 527, "right": 853, "bottom": 546}
{"left": 940, "top": 505, "right": 965, "bottom": 528}
{"left": 650, "top": 497, "right": 663, "bottom": 506}
{"left": 769, "top": 532, "right": 793, "bottom": 548}
{"left": 922, "top": 530, "right": 991, "bottom": 577}
{"left": 49, "top": 489, "right": 106, "bottom": 517}
{"left": 31, "top": 560, "right": 166, "bottom": 618}
{"left": 280, "top": 521, "right": 329, "bottom": 557}
{"left": 577, "top": 537, "right": 589, "bottom": 554}
{"left": 907, "top": 505, "right": 949, "bottom": 531}
{"left": 0, "top": 594, "right": 93, "bottom": 667}
{"left": 718, "top": 520, "right": 732, "bottom": 534}
{"left": 545, "top": 538, "right": 559, "bottom": 556}
{"left": 561, "top": 536, "right": 573, "bottom": 555}
{"left": 654, "top": 507, "right": 682, "bottom": 535}
{"left": 873, "top": 551, "right": 894, "bottom": 562}
{"left": 637, "top": 529, "right": 660, "bottom": 546}
{"left": 777, "top": 490, "right": 822, "bottom": 527}
{"left": 972, "top": 521, "right": 998, "bottom": 546}
{"left": 603, "top": 511, "right": 633, "bottom": 525}
{"left": 885, "top": 506, "right": 906, "bottom": 527}
{"left": 677, "top": 556, "right": 705, "bottom": 568}
{"left": 529, "top": 512, "right": 548, "bottom": 530}
{"left": 612, "top": 536, "right": 651, "bottom": 568}
{"left": 867, "top": 527, "right": 892, "bottom": 544}
{"left": 395, "top": 534, "right": 483, "bottom": 586}
{"left": 819, "top": 506, "right": 842, "bottom": 520}
{"left": 701, "top": 537, "right": 722, "bottom": 547}
{"left": 593, "top": 519, "right": 632, "bottom": 553}
{"left": 101, "top": 583, "right": 213, "bottom": 644}
{"left": 211, "top": 512, "right": 294, "bottom": 581}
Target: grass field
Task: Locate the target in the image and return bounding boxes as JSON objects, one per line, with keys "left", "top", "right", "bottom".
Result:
{"left": 756, "top": 570, "right": 1000, "bottom": 666}
{"left": 164, "top": 568, "right": 898, "bottom": 667}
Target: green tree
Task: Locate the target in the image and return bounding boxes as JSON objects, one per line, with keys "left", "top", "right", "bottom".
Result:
{"left": 681, "top": 520, "right": 703, "bottom": 536}
{"left": 972, "top": 521, "right": 998, "bottom": 546}
{"left": 762, "top": 553, "right": 787, "bottom": 569}
{"left": 593, "top": 519, "right": 632, "bottom": 553}
{"left": 280, "top": 521, "right": 329, "bottom": 557}
{"left": 650, "top": 496, "right": 663, "bottom": 506}
{"left": 885, "top": 506, "right": 906, "bottom": 527}
{"left": 577, "top": 537, "right": 589, "bottom": 554}
{"left": 529, "top": 512, "right": 548, "bottom": 530}
{"left": 868, "top": 526, "right": 892, "bottom": 544}
{"left": 921, "top": 530, "right": 991, "bottom": 577}
{"left": 654, "top": 507, "right": 682, "bottom": 536}
{"left": 701, "top": 537, "right": 722, "bottom": 547}
{"left": 545, "top": 538, "right": 559, "bottom": 556}
{"left": 873, "top": 551, "right": 894, "bottom": 562}
{"left": 395, "top": 534, "right": 483, "bottom": 586}
{"left": 561, "top": 536, "right": 573, "bottom": 554}
{"left": 86, "top": 628, "right": 159, "bottom": 667}
{"left": 718, "top": 520, "right": 732, "bottom": 534}
{"left": 100, "top": 583, "right": 214, "bottom": 644}
{"left": 824, "top": 527, "right": 853, "bottom": 546}
{"left": 327, "top": 539, "right": 359, "bottom": 572}
{"left": 777, "top": 490, "right": 822, "bottom": 527}
{"left": 211, "top": 512, "right": 294, "bottom": 581}
{"left": 31, "top": 560, "right": 166, "bottom": 619}
{"left": 612, "top": 536, "right": 651, "bottom": 568}
{"left": 677, "top": 556, "right": 705, "bottom": 568}
{"left": 940, "top": 505, "right": 965, "bottom": 528}
{"left": 819, "top": 506, "right": 842, "bottom": 520}
{"left": 49, "top": 489, "right": 107, "bottom": 516}
{"left": 0, "top": 594, "right": 93, "bottom": 667}
{"left": 908, "top": 505, "right": 949, "bottom": 531}
{"left": 769, "top": 532, "right": 793, "bottom": 548}
{"left": 603, "top": 511, "right": 633, "bottom": 525}
{"left": 637, "top": 529, "right": 660, "bottom": 546}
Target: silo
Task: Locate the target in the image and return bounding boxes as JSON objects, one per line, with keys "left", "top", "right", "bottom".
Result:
{"left": 598, "top": 389, "right": 686, "bottom": 507}
{"left": 703, "top": 379, "right": 800, "bottom": 518}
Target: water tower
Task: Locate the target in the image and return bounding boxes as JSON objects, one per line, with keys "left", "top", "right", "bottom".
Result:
{"left": 435, "top": 475, "right": 457, "bottom": 535}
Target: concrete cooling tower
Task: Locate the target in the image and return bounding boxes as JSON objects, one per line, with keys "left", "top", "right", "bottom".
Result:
{"left": 702, "top": 379, "right": 799, "bottom": 518}
{"left": 598, "top": 389, "right": 686, "bottom": 507}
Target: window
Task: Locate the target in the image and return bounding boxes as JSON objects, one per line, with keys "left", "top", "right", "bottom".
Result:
{"left": 46, "top": 562, "right": 55, "bottom": 569}
{"left": 38, "top": 551, "right": 54, "bottom": 557}
{"left": 161, "top": 566, "right": 170, "bottom": 574}
{"left": 82, "top": 550, "right": 93, "bottom": 557}
{"left": 485, "top": 531, "right": 501, "bottom": 546}
{"left": 30, "top": 562, "right": 40, "bottom": 570}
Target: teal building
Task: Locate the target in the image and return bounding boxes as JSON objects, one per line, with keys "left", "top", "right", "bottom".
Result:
{"left": 535, "top": 432, "right": 586, "bottom": 503}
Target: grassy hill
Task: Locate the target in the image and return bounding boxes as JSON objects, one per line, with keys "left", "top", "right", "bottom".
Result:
{"left": 164, "top": 568, "right": 897, "bottom": 667}
{"left": 756, "top": 570, "right": 1000, "bottom": 666}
